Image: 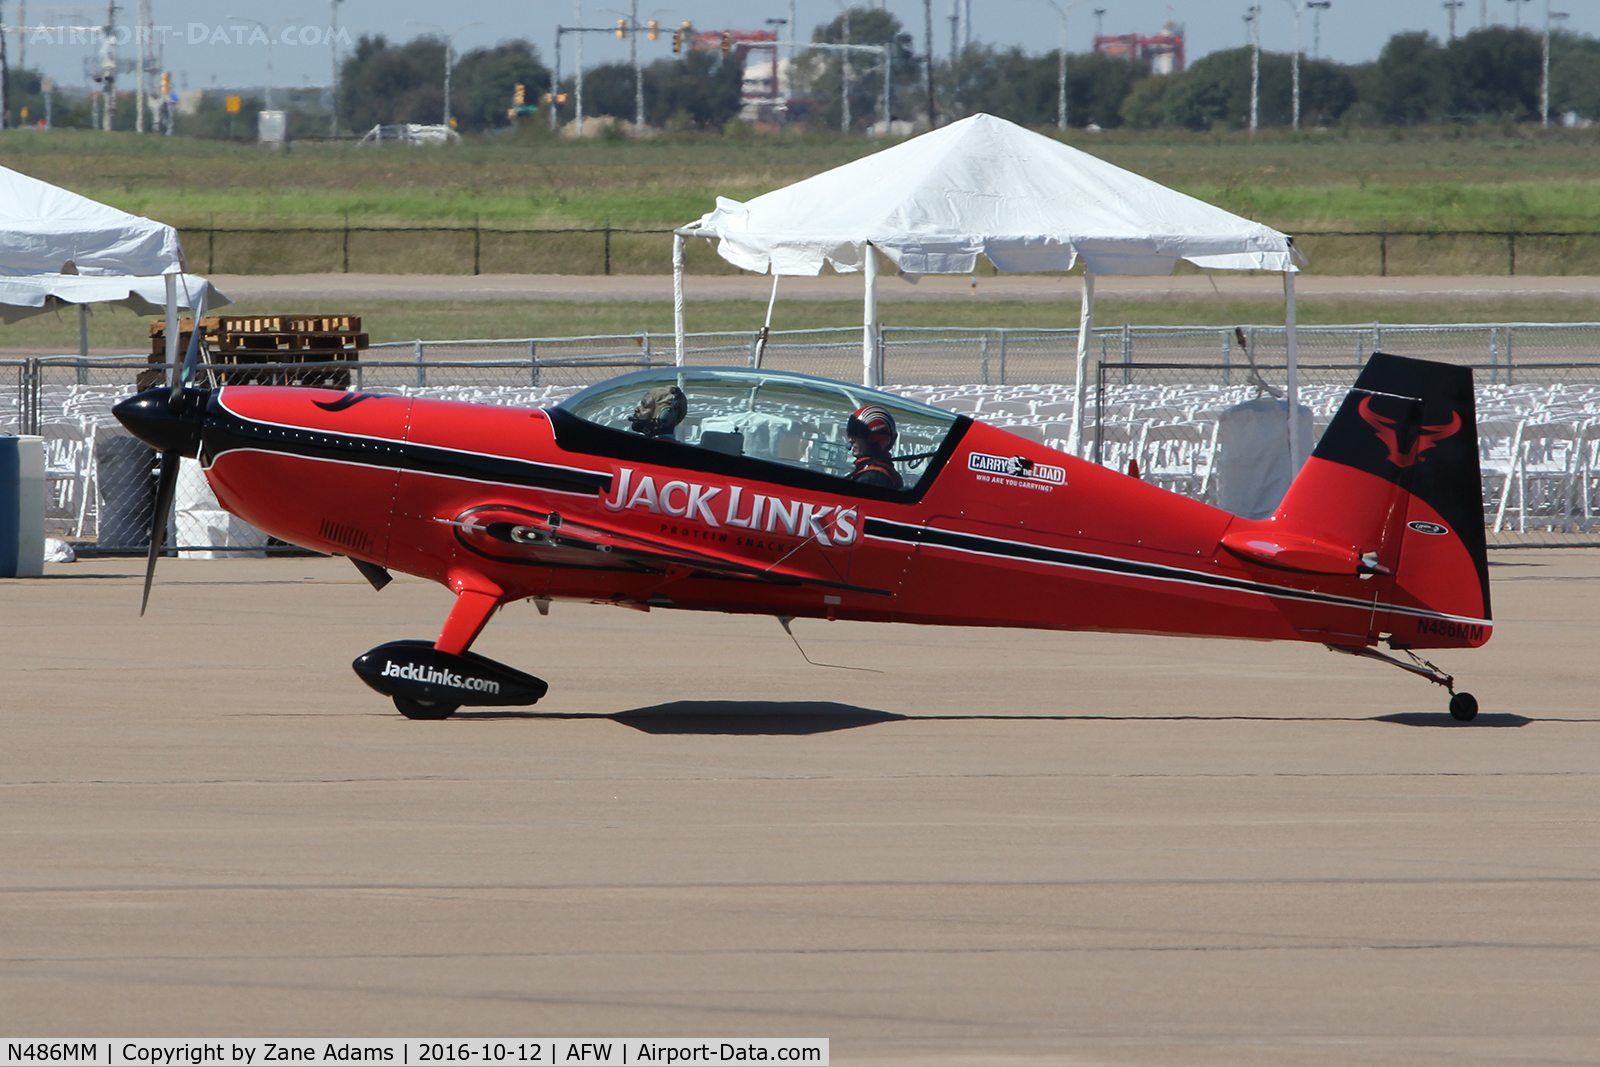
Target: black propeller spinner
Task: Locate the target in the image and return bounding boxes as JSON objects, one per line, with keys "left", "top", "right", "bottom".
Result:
{"left": 111, "top": 288, "right": 210, "bottom": 615}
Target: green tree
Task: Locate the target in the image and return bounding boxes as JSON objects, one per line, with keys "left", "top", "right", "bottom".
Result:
{"left": 649, "top": 52, "right": 745, "bottom": 128}
{"left": 1160, "top": 47, "right": 1293, "bottom": 130}
{"left": 554, "top": 52, "right": 742, "bottom": 131}
{"left": 451, "top": 41, "right": 551, "bottom": 132}
{"left": 1359, "top": 31, "right": 1449, "bottom": 124}
{"left": 338, "top": 34, "right": 447, "bottom": 132}
{"left": 1549, "top": 31, "right": 1600, "bottom": 120}
{"left": 1119, "top": 72, "right": 1177, "bottom": 129}
{"left": 1067, "top": 52, "right": 1151, "bottom": 128}
{"left": 1445, "top": 26, "right": 1541, "bottom": 121}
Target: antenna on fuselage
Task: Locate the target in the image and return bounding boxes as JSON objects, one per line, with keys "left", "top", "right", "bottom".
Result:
{"left": 777, "top": 616, "right": 882, "bottom": 673}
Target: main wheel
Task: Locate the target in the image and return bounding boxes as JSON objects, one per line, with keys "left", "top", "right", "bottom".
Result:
{"left": 1449, "top": 692, "right": 1478, "bottom": 722}
{"left": 393, "top": 694, "right": 460, "bottom": 720}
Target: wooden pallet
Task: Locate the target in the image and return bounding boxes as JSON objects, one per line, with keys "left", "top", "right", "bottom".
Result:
{"left": 145, "top": 313, "right": 366, "bottom": 391}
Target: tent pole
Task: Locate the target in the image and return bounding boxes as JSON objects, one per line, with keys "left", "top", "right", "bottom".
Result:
{"left": 78, "top": 305, "right": 89, "bottom": 360}
{"left": 1068, "top": 270, "right": 1095, "bottom": 458}
{"left": 672, "top": 233, "right": 686, "bottom": 366}
{"left": 164, "top": 274, "right": 179, "bottom": 386}
{"left": 753, "top": 272, "right": 780, "bottom": 368}
{"left": 862, "top": 244, "right": 879, "bottom": 387}
{"left": 1284, "top": 270, "right": 1301, "bottom": 472}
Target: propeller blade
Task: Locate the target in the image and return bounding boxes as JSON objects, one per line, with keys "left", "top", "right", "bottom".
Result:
{"left": 140, "top": 448, "right": 182, "bottom": 616}
{"left": 171, "top": 284, "right": 209, "bottom": 408}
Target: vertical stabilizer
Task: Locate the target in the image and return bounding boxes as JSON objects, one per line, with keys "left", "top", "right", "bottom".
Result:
{"left": 1270, "top": 352, "right": 1489, "bottom": 646}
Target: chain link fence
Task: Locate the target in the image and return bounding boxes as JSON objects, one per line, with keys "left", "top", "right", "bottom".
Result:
{"left": 171, "top": 224, "right": 1600, "bottom": 278}
{"left": 7, "top": 322, "right": 1600, "bottom": 554}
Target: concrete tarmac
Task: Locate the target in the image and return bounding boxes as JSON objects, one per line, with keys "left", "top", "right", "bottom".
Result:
{"left": 3, "top": 551, "right": 1599, "bottom": 1064}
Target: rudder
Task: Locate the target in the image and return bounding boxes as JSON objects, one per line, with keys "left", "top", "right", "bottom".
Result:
{"left": 1273, "top": 352, "right": 1490, "bottom": 646}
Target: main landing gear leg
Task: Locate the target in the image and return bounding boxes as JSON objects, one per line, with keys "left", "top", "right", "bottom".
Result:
{"left": 1326, "top": 644, "right": 1478, "bottom": 721}
{"left": 385, "top": 585, "right": 505, "bottom": 721}
{"left": 351, "top": 573, "right": 548, "bottom": 720}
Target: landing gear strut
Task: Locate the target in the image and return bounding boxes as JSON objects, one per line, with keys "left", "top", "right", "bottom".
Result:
{"left": 1327, "top": 644, "right": 1478, "bottom": 721}
{"left": 351, "top": 577, "right": 548, "bottom": 719}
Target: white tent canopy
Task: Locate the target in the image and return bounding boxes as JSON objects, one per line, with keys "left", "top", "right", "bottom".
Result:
{"left": 672, "top": 113, "right": 1305, "bottom": 464}
{"left": 0, "top": 274, "right": 230, "bottom": 326}
{"left": 1, "top": 163, "right": 192, "bottom": 371}
{"left": 0, "top": 165, "right": 184, "bottom": 278}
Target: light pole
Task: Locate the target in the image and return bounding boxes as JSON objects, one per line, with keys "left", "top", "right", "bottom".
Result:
{"left": 1245, "top": 5, "right": 1259, "bottom": 135}
{"left": 765, "top": 16, "right": 787, "bottom": 121}
{"left": 1093, "top": 7, "right": 1105, "bottom": 38}
{"left": 838, "top": 3, "right": 850, "bottom": 133}
{"left": 1543, "top": 5, "right": 1568, "bottom": 127}
{"left": 330, "top": 0, "right": 343, "bottom": 135}
{"left": 407, "top": 19, "right": 481, "bottom": 134}
{"left": 229, "top": 16, "right": 288, "bottom": 112}
{"left": 1442, "top": 0, "right": 1463, "bottom": 39}
{"left": 630, "top": 0, "right": 641, "bottom": 129}
{"left": 1040, "top": 0, "right": 1080, "bottom": 132}
{"left": 809, "top": 41, "right": 889, "bottom": 134}
{"left": 1306, "top": 1, "right": 1329, "bottom": 58}
{"left": 923, "top": 0, "right": 935, "bottom": 127}
{"left": 1282, "top": 0, "right": 1301, "bottom": 131}
{"left": 1506, "top": 0, "right": 1532, "bottom": 29}
{"left": 611, "top": 3, "right": 668, "bottom": 132}
{"left": 553, "top": 19, "right": 618, "bottom": 137}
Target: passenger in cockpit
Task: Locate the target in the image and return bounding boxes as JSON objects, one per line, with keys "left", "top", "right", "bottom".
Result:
{"left": 846, "top": 404, "right": 903, "bottom": 489}
{"left": 629, "top": 385, "right": 686, "bottom": 439}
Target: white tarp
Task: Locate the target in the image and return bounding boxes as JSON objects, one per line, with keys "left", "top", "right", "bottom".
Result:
{"left": 0, "top": 273, "right": 230, "bottom": 324}
{"left": 682, "top": 113, "right": 1297, "bottom": 278}
{"left": 0, "top": 164, "right": 184, "bottom": 278}
{"left": 1216, "top": 398, "right": 1316, "bottom": 520}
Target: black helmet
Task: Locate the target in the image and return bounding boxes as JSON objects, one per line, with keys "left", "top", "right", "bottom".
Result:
{"left": 629, "top": 385, "right": 687, "bottom": 438}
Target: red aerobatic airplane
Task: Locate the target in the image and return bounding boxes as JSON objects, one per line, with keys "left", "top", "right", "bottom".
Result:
{"left": 115, "top": 347, "right": 1491, "bottom": 721}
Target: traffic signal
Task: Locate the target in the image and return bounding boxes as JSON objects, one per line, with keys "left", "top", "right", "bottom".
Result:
{"left": 616, "top": 19, "right": 626, "bottom": 38}
{"left": 720, "top": 31, "right": 732, "bottom": 53}
{"left": 160, "top": 72, "right": 171, "bottom": 96}
{"left": 513, "top": 84, "right": 525, "bottom": 106}
{"left": 647, "top": 20, "right": 658, "bottom": 40}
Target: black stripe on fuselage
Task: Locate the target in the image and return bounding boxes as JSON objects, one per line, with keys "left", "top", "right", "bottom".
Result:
{"left": 200, "top": 396, "right": 612, "bottom": 496}
{"left": 863, "top": 518, "right": 1490, "bottom": 628}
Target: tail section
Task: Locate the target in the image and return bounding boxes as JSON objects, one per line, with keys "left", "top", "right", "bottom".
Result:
{"left": 1242, "top": 352, "right": 1490, "bottom": 648}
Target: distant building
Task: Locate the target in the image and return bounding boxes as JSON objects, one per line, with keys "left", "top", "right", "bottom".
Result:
{"left": 1093, "top": 19, "right": 1185, "bottom": 75}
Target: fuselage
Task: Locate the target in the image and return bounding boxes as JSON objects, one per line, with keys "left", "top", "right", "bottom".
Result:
{"left": 191, "top": 382, "right": 1489, "bottom": 651}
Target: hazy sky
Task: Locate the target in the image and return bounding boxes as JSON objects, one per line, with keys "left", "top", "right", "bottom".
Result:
{"left": 15, "top": 1, "right": 1598, "bottom": 94}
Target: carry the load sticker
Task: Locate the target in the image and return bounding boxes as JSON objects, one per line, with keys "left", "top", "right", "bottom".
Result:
{"left": 967, "top": 452, "right": 1065, "bottom": 493}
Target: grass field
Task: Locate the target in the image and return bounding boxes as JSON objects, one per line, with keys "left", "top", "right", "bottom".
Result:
{"left": 6, "top": 294, "right": 1598, "bottom": 354}
{"left": 3, "top": 126, "right": 1599, "bottom": 276}
{"left": 4, "top": 126, "right": 1600, "bottom": 230}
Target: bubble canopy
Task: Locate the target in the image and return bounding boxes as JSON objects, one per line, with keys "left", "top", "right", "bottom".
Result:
{"left": 557, "top": 367, "right": 961, "bottom": 492}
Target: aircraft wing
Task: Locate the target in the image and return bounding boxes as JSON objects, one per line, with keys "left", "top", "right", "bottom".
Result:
{"left": 441, "top": 503, "right": 888, "bottom": 596}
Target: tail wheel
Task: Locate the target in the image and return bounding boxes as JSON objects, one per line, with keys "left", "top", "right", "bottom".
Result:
{"left": 1449, "top": 692, "right": 1479, "bottom": 722}
{"left": 393, "top": 695, "right": 460, "bottom": 720}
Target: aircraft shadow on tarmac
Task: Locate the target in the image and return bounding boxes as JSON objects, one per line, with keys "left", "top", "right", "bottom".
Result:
{"left": 450, "top": 705, "right": 1536, "bottom": 730}
{"left": 613, "top": 701, "right": 906, "bottom": 735}
{"left": 450, "top": 701, "right": 905, "bottom": 733}
{"left": 1374, "top": 712, "right": 1532, "bottom": 728}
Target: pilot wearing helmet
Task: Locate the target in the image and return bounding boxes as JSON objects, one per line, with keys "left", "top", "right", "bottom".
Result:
{"left": 846, "top": 404, "right": 903, "bottom": 489}
{"left": 629, "top": 385, "right": 687, "bottom": 439}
